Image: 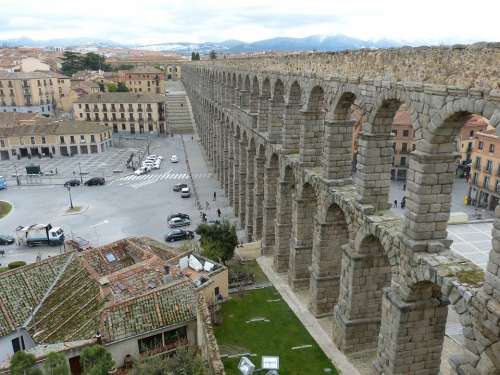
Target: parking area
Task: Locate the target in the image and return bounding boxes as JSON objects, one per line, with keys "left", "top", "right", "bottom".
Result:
{"left": 0, "top": 133, "right": 236, "bottom": 266}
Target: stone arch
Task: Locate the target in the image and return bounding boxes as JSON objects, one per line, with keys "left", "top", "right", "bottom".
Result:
{"left": 245, "top": 137, "right": 257, "bottom": 239}
{"left": 333, "top": 233, "right": 392, "bottom": 353}
{"left": 252, "top": 143, "right": 266, "bottom": 241}
{"left": 288, "top": 182, "right": 318, "bottom": 290}
{"left": 257, "top": 77, "right": 272, "bottom": 132}
{"left": 309, "top": 201, "right": 350, "bottom": 317}
{"left": 250, "top": 76, "right": 260, "bottom": 114}
{"left": 273, "top": 164, "right": 296, "bottom": 273}
{"left": 300, "top": 85, "right": 326, "bottom": 167}
{"left": 282, "top": 81, "right": 303, "bottom": 151}
{"left": 268, "top": 79, "right": 285, "bottom": 143}
{"left": 237, "top": 130, "right": 250, "bottom": 226}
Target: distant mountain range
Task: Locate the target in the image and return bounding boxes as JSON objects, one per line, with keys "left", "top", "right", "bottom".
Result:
{"left": 0, "top": 34, "right": 410, "bottom": 53}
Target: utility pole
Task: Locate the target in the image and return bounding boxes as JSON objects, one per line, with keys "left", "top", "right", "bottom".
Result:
{"left": 78, "top": 162, "right": 83, "bottom": 184}
{"left": 14, "top": 165, "right": 19, "bottom": 185}
{"left": 66, "top": 185, "right": 74, "bottom": 209}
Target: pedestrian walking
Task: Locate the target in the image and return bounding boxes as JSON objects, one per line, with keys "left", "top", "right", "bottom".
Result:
{"left": 202, "top": 213, "right": 207, "bottom": 222}
{"left": 393, "top": 199, "right": 398, "bottom": 208}
{"left": 401, "top": 197, "right": 406, "bottom": 209}
{"left": 205, "top": 201, "right": 210, "bottom": 210}
{"left": 213, "top": 191, "right": 216, "bottom": 201}
{"left": 217, "top": 208, "right": 221, "bottom": 218}
{"left": 403, "top": 183, "right": 406, "bottom": 191}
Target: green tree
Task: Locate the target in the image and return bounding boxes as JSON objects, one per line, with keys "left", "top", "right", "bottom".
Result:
{"left": 195, "top": 52, "right": 200, "bottom": 60}
{"left": 209, "top": 50, "right": 217, "bottom": 60}
{"left": 80, "top": 345, "right": 114, "bottom": 375}
{"left": 116, "top": 82, "right": 129, "bottom": 92}
{"left": 43, "top": 352, "right": 69, "bottom": 375}
{"left": 106, "top": 83, "right": 117, "bottom": 92}
{"left": 10, "top": 351, "right": 42, "bottom": 375}
{"left": 196, "top": 220, "right": 238, "bottom": 264}
{"left": 83, "top": 53, "right": 111, "bottom": 71}
{"left": 131, "top": 346, "right": 207, "bottom": 375}
{"left": 191, "top": 52, "right": 201, "bottom": 61}
{"left": 61, "top": 51, "right": 84, "bottom": 76}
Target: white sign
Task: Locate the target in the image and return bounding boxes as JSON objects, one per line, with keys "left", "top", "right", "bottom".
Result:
{"left": 262, "top": 356, "right": 279, "bottom": 370}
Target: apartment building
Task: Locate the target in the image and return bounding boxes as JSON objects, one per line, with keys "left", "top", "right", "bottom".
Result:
{"left": 73, "top": 92, "right": 167, "bottom": 134}
{"left": 468, "top": 129, "right": 500, "bottom": 210}
{"left": 390, "top": 111, "right": 416, "bottom": 181}
{"left": 0, "top": 118, "right": 111, "bottom": 160}
{"left": 117, "top": 66, "right": 165, "bottom": 94}
{"left": 0, "top": 71, "right": 71, "bottom": 113}
{"left": 458, "top": 115, "right": 489, "bottom": 166}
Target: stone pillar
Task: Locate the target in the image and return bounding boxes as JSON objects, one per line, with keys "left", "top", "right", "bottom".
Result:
{"left": 245, "top": 147, "right": 256, "bottom": 241}
{"left": 309, "top": 220, "right": 345, "bottom": 317}
{"left": 250, "top": 90, "right": 259, "bottom": 114}
{"left": 403, "top": 150, "right": 458, "bottom": 245}
{"left": 223, "top": 130, "right": 229, "bottom": 194}
{"left": 321, "top": 120, "right": 355, "bottom": 180}
{"left": 262, "top": 163, "right": 279, "bottom": 255}
{"left": 332, "top": 241, "right": 391, "bottom": 353}
{"left": 257, "top": 96, "right": 270, "bottom": 132}
{"left": 232, "top": 137, "right": 240, "bottom": 217}
{"left": 282, "top": 104, "right": 303, "bottom": 153}
{"left": 355, "top": 132, "right": 393, "bottom": 211}
{"left": 373, "top": 287, "right": 448, "bottom": 375}
{"left": 268, "top": 99, "right": 284, "bottom": 144}
{"left": 238, "top": 140, "right": 247, "bottom": 226}
{"left": 288, "top": 197, "right": 315, "bottom": 291}
{"left": 273, "top": 180, "right": 293, "bottom": 272}
{"left": 253, "top": 156, "right": 265, "bottom": 240}
{"left": 299, "top": 110, "right": 324, "bottom": 167}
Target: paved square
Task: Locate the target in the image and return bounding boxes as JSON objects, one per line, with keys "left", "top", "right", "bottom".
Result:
{"left": 449, "top": 222, "right": 492, "bottom": 269}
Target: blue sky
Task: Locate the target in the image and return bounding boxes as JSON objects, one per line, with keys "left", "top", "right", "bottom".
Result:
{"left": 0, "top": 0, "right": 498, "bottom": 45}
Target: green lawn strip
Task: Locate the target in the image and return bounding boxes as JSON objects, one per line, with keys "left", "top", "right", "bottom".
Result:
{"left": 215, "top": 288, "right": 337, "bottom": 375}
{"left": 0, "top": 201, "right": 12, "bottom": 219}
{"left": 238, "top": 260, "right": 269, "bottom": 284}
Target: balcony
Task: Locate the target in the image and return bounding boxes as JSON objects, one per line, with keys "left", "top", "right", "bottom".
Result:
{"left": 484, "top": 167, "right": 493, "bottom": 174}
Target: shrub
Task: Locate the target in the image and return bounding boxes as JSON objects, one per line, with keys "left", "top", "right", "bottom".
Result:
{"left": 8, "top": 261, "right": 27, "bottom": 269}
{"left": 10, "top": 351, "right": 42, "bottom": 375}
{"left": 80, "top": 344, "right": 114, "bottom": 375}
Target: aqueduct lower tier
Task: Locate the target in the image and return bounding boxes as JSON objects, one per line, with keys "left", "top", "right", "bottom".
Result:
{"left": 182, "top": 46, "right": 500, "bottom": 375}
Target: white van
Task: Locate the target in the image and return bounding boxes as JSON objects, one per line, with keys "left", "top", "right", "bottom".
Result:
{"left": 181, "top": 187, "right": 191, "bottom": 198}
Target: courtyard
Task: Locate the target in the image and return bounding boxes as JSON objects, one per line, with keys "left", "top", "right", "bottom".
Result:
{"left": 215, "top": 287, "right": 337, "bottom": 375}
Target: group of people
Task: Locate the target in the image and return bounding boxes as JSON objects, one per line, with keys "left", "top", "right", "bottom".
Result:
{"left": 393, "top": 196, "right": 406, "bottom": 209}
{"left": 201, "top": 191, "right": 222, "bottom": 223}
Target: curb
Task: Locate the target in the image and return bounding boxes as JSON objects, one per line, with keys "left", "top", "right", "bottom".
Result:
{"left": 62, "top": 204, "right": 90, "bottom": 216}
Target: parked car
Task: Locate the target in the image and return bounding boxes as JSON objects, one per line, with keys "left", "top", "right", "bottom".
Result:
{"left": 142, "top": 160, "right": 155, "bottom": 168}
{"left": 168, "top": 217, "right": 191, "bottom": 228}
{"left": 134, "top": 167, "right": 149, "bottom": 175}
{"left": 167, "top": 212, "right": 190, "bottom": 221}
{"left": 180, "top": 187, "right": 191, "bottom": 198}
{"left": 84, "top": 177, "right": 105, "bottom": 186}
{"left": 170, "top": 155, "right": 179, "bottom": 163}
{"left": 153, "top": 159, "right": 162, "bottom": 169}
{"left": 173, "top": 183, "right": 188, "bottom": 192}
{"left": 165, "top": 229, "right": 194, "bottom": 242}
{"left": 0, "top": 234, "right": 15, "bottom": 245}
{"left": 63, "top": 179, "right": 80, "bottom": 187}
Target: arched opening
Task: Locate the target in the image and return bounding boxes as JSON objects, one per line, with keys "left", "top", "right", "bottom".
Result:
{"left": 231, "top": 73, "right": 237, "bottom": 105}
{"left": 227, "top": 122, "right": 235, "bottom": 207}
{"left": 300, "top": 85, "right": 326, "bottom": 167}
{"left": 253, "top": 144, "right": 266, "bottom": 240}
{"left": 269, "top": 80, "right": 285, "bottom": 143}
{"left": 309, "top": 203, "right": 348, "bottom": 317}
{"left": 332, "top": 234, "right": 391, "bottom": 353}
{"left": 240, "top": 75, "right": 251, "bottom": 110}
{"left": 322, "top": 91, "right": 358, "bottom": 179}
{"left": 288, "top": 183, "right": 318, "bottom": 291}
{"left": 282, "top": 81, "right": 302, "bottom": 152}
{"left": 262, "top": 153, "right": 279, "bottom": 255}
{"left": 273, "top": 165, "right": 295, "bottom": 272}
{"left": 238, "top": 131, "right": 249, "bottom": 226}
{"left": 245, "top": 137, "right": 257, "bottom": 240}
{"left": 232, "top": 126, "right": 241, "bottom": 217}
{"left": 250, "top": 76, "right": 260, "bottom": 114}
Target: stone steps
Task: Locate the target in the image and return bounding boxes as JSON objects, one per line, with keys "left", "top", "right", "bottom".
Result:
{"left": 166, "top": 88, "right": 194, "bottom": 134}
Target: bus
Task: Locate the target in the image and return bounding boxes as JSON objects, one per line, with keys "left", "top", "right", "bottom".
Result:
{"left": 0, "top": 176, "right": 6, "bottom": 190}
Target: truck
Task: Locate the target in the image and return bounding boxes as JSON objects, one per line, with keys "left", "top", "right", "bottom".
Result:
{"left": 15, "top": 224, "right": 65, "bottom": 246}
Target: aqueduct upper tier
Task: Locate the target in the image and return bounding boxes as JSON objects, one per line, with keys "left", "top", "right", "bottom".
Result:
{"left": 182, "top": 45, "right": 500, "bottom": 375}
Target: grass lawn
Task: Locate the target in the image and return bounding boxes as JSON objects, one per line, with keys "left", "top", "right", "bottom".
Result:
{"left": 0, "top": 201, "right": 12, "bottom": 219}
{"left": 214, "top": 288, "right": 337, "bottom": 375}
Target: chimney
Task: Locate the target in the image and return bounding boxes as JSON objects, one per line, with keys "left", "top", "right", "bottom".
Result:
{"left": 95, "top": 331, "right": 102, "bottom": 345}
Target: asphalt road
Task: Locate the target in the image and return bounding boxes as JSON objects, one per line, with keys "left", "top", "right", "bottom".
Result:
{"left": 0, "top": 134, "right": 234, "bottom": 265}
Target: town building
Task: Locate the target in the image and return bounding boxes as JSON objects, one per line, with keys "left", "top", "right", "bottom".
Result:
{"left": 105, "top": 54, "right": 184, "bottom": 80}
{"left": 0, "top": 71, "right": 72, "bottom": 113}
{"left": 73, "top": 92, "right": 167, "bottom": 134}
{"left": 116, "top": 66, "right": 165, "bottom": 94}
{"left": 390, "top": 111, "right": 416, "bottom": 181}
{"left": 468, "top": 129, "right": 500, "bottom": 210}
{"left": 458, "top": 114, "right": 489, "bottom": 166}
{"left": 0, "top": 116, "right": 112, "bottom": 159}
{"left": 0, "top": 237, "right": 227, "bottom": 373}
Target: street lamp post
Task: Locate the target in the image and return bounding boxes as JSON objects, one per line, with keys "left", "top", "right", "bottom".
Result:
{"left": 66, "top": 185, "right": 74, "bottom": 209}
{"left": 14, "top": 165, "right": 20, "bottom": 186}
{"left": 78, "top": 162, "right": 83, "bottom": 184}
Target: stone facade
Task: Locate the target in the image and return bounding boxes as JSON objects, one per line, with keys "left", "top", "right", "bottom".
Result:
{"left": 182, "top": 45, "right": 500, "bottom": 375}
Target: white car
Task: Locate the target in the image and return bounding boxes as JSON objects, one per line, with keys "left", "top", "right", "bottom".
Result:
{"left": 170, "top": 155, "right": 179, "bottom": 163}
{"left": 142, "top": 160, "right": 155, "bottom": 168}
{"left": 134, "top": 167, "right": 149, "bottom": 175}
{"left": 181, "top": 187, "right": 191, "bottom": 198}
{"left": 153, "top": 159, "right": 162, "bottom": 169}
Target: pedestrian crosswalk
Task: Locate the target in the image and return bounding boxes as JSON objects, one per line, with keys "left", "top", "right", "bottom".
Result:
{"left": 109, "top": 171, "right": 212, "bottom": 188}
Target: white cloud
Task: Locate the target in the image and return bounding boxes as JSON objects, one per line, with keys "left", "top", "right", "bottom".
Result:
{"left": 0, "top": 0, "right": 498, "bottom": 44}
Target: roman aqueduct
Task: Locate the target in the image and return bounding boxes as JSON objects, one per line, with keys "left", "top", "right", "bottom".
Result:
{"left": 182, "top": 46, "right": 500, "bottom": 374}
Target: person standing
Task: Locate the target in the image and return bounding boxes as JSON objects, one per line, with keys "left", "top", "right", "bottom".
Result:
{"left": 213, "top": 191, "right": 217, "bottom": 201}
{"left": 394, "top": 199, "right": 398, "bottom": 208}
{"left": 217, "top": 208, "right": 221, "bottom": 218}
{"left": 205, "top": 201, "right": 210, "bottom": 210}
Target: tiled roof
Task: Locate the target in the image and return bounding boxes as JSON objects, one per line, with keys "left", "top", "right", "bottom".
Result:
{"left": 0, "top": 119, "right": 108, "bottom": 137}
{"left": 74, "top": 92, "right": 166, "bottom": 104}
{"left": 30, "top": 257, "right": 104, "bottom": 343}
{"left": 0, "top": 71, "right": 68, "bottom": 80}
{"left": 0, "top": 253, "right": 72, "bottom": 336}
{"left": 101, "top": 279, "right": 195, "bottom": 342}
{"left": 128, "top": 66, "right": 164, "bottom": 74}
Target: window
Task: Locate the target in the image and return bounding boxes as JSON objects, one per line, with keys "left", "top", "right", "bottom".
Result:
{"left": 70, "top": 136, "right": 75, "bottom": 144}
{"left": 403, "top": 130, "right": 409, "bottom": 137}
{"left": 483, "top": 176, "right": 490, "bottom": 189}
{"left": 489, "top": 144, "right": 495, "bottom": 153}
{"left": 86, "top": 114, "right": 91, "bottom": 121}
{"left": 60, "top": 136, "right": 65, "bottom": 144}
{"left": 479, "top": 141, "right": 484, "bottom": 150}
{"left": 475, "top": 156, "right": 481, "bottom": 169}
{"left": 486, "top": 160, "right": 493, "bottom": 173}
{"left": 472, "top": 173, "right": 478, "bottom": 185}
{"left": 41, "top": 136, "right": 46, "bottom": 144}
{"left": 122, "top": 123, "right": 126, "bottom": 130}
{"left": 128, "top": 104, "right": 133, "bottom": 111}
{"left": 30, "top": 137, "right": 35, "bottom": 145}
{"left": 401, "top": 143, "right": 408, "bottom": 153}
{"left": 470, "top": 130, "right": 474, "bottom": 137}
{"left": 78, "top": 103, "right": 82, "bottom": 109}
{"left": 80, "top": 135, "right": 85, "bottom": 142}
{"left": 79, "top": 113, "right": 83, "bottom": 118}
{"left": 91, "top": 135, "right": 95, "bottom": 143}
{"left": 412, "top": 144, "right": 416, "bottom": 151}
{"left": 400, "top": 156, "right": 407, "bottom": 167}
{"left": 11, "top": 336, "right": 25, "bottom": 353}
{"left": 0, "top": 140, "right": 4, "bottom": 147}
